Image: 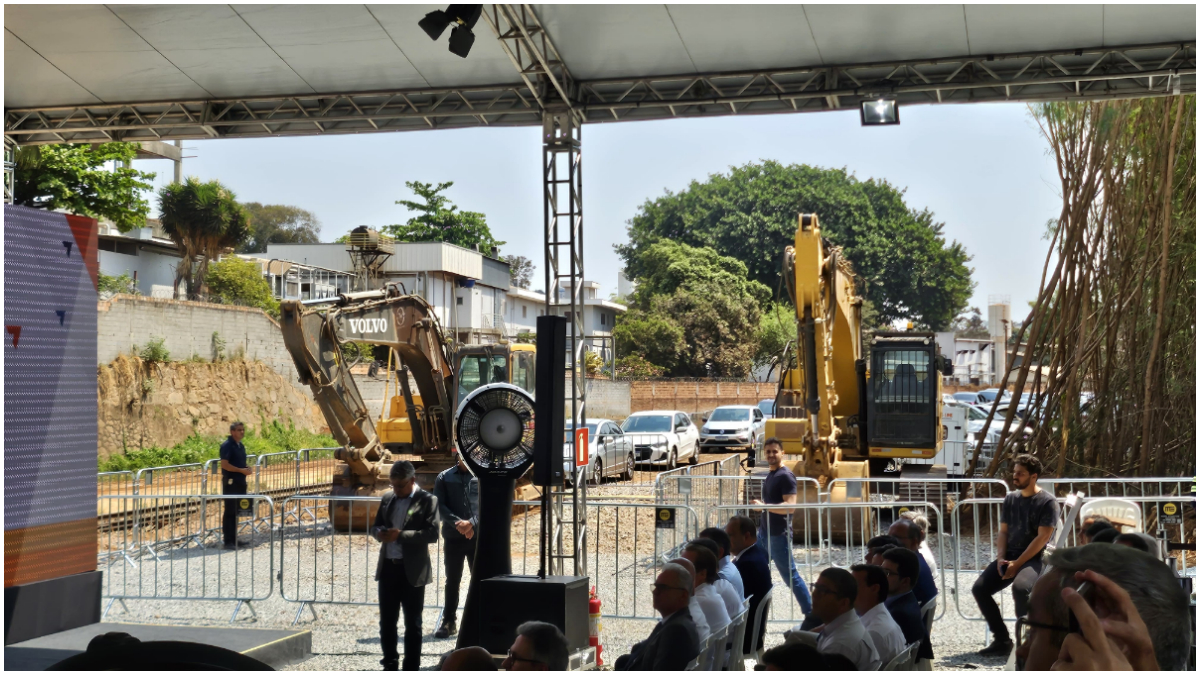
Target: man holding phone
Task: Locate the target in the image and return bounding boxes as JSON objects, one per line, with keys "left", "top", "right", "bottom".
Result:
{"left": 372, "top": 461, "right": 439, "bottom": 670}
{"left": 972, "top": 454, "right": 1059, "bottom": 657}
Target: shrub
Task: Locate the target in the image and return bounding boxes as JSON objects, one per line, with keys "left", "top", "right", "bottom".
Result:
{"left": 138, "top": 336, "right": 171, "bottom": 363}
{"left": 206, "top": 256, "right": 280, "bottom": 317}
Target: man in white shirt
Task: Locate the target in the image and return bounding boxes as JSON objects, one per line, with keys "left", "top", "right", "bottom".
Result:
{"left": 700, "top": 527, "right": 745, "bottom": 599}
{"left": 675, "top": 550, "right": 731, "bottom": 633}
{"left": 668, "top": 557, "right": 709, "bottom": 641}
{"left": 685, "top": 539, "right": 743, "bottom": 619}
{"left": 796, "top": 567, "right": 881, "bottom": 671}
{"left": 851, "top": 564, "right": 907, "bottom": 665}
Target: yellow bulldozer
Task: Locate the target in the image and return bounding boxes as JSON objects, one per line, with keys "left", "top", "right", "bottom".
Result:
{"left": 766, "top": 214, "right": 953, "bottom": 528}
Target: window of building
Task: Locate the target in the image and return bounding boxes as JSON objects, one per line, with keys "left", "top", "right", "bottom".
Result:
{"left": 600, "top": 312, "right": 606, "bottom": 326}
{"left": 522, "top": 305, "right": 527, "bottom": 318}
{"left": 456, "top": 297, "right": 463, "bottom": 306}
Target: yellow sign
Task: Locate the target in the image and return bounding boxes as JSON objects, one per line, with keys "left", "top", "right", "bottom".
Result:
{"left": 239, "top": 499, "right": 250, "bottom": 509}
{"left": 1163, "top": 503, "right": 1178, "bottom": 516}
{"left": 659, "top": 509, "right": 670, "bottom": 521}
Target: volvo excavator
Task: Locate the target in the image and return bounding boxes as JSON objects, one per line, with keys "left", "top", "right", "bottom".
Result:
{"left": 765, "top": 214, "right": 952, "bottom": 526}
{"left": 280, "top": 284, "right": 537, "bottom": 530}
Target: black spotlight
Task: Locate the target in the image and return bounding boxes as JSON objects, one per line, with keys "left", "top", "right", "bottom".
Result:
{"left": 418, "top": 5, "right": 483, "bottom": 58}
{"left": 860, "top": 99, "right": 899, "bottom": 126}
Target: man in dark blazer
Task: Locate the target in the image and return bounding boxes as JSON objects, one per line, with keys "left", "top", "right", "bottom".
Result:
{"left": 881, "top": 547, "right": 933, "bottom": 662}
{"left": 615, "top": 563, "right": 700, "bottom": 671}
{"left": 372, "top": 461, "right": 440, "bottom": 671}
{"left": 726, "top": 515, "right": 773, "bottom": 654}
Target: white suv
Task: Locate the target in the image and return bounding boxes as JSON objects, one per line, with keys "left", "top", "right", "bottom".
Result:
{"left": 621, "top": 410, "right": 700, "bottom": 468}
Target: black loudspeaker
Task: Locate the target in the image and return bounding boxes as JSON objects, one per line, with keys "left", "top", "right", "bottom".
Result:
{"left": 476, "top": 575, "right": 589, "bottom": 654}
{"left": 533, "top": 315, "right": 567, "bottom": 486}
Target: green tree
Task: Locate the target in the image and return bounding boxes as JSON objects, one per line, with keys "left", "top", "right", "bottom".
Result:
{"left": 13, "top": 142, "right": 156, "bottom": 231}
{"left": 628, "top": 240, "right": 770, "bottom": 309}
{"left": 238, "top": 202, "right": 321, "bottom": 253}
{"left": 612, "top": 312, "right": 685, "bottom": 373}
{"left": 385, "top": 181, "right": 505, "bottom": 254}
{"left": 755, "top": 302, "right": 797, "bottom": 371}
{"left": 616, "top": 160, "right": 974, "bottom": 330}
{"left": 952, "top": 306, "right": 990, "bottom": 339}
{"left": 158, "top": 177, "right": 250, "bottom": 301}
{"left": 615, "top": 288, "right": 761, "bottom": 378}
{"left": 206, "top": 257, "right": 280, "bottom": 317}
{"left": 503, "top": 254, "right": 535, "bottom": 289}
{"left": 614, "top": 354, "right": 664, "bottom": 379}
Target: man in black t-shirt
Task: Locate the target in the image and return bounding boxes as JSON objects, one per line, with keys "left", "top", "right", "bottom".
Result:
{"left": 750, "top": 438, "right": 813, "bottom": 618}
{"left": 219, "top": 421, "right": 253, "bottom": 549}
{"left": 972, "top": 454, "right": 1059, "bottom": 657}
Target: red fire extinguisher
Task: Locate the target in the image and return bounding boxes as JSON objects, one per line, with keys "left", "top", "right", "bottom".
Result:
{"left": 588, "top": 586, "right": 603, "bottom": 667}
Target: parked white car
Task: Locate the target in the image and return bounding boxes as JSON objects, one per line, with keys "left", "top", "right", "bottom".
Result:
{"left": 563, "top": 419, "right": 635, "bottom": 485}
{"left": 621, "top": 410, "right": 700, "bottom": 468}
{"left": 700, "top": 405, "right": 766, "bottom": 451}
{"left": 960, "top": 403, "right": 1031, "bottom": 441}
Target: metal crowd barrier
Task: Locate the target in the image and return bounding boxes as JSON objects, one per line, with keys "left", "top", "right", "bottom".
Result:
{"left": 1040, "top": 476, "right": 1195, "bottom": 500}
{"left": 99, "top": 494, "right": 276, "bottom": 623}
{"left": 712, "top": 500, "right": 947, "bottom": 625}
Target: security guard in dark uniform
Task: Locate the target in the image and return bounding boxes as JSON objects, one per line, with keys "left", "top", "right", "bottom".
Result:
{"left": 219, "top": 421, "right": 253, "bottom": 549}
{"left": 431, "top": 448, "right": 479, "bottom": 638}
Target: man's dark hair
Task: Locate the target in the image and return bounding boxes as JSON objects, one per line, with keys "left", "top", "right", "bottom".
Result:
{"left": 883, "top": 547, "right": 919, "bottom": 585}
{"left": 1084, "top": 520, "right": 1116, "bottom": 539}
{"left": 819, "top": 567, "right": 858, "bottom": 603}
{"left": 874, "top": 543, "right": 899, "bottom": 559}
{"left": 514, "top": 621, "right": 569, "bottom": 671}
{"left": 1091, "top": 527, "right": 1120, "bottom": 544}
{"left": 699, "top": 527, "right": 732, "bottom": 557}
{"left": 230, "top": 421, "right": 244, "bottom": 431}
{"left": 867, "top": 535, "right": 901, "bottom": 549}
{"left": 687, "top": 537, "right": 721, "bottom": 559}
{"left": 684, "top": 542, "right": 720, "bottom": 584}
{"left": 440, "top": 646, "right": 497, "bottom": 671}
{"left": 1012, "top": 453, "right": 1044, "bottom": 477}
{"left": 390, "top": 460, "right": 416, "bottom": 480}
{"left": 1114, "top": 532, "right": 1152, "bottom": 554}
{"left": 1083, "top": 513, "right": 1112, "bottom": 527}
{"left": 728, "top": 515, "right": 757, "bottom": 539}
{"left": 822, "top": 654, "right": 858, "bottom": 670}
{"left": 760, "top": 642, "right": 823, "bottom": 671}
{"left": 850, "top": 564, "right": 889, "bottom": 605}
{"left": 763, "top": 436, "right": 783, "bottom": 450}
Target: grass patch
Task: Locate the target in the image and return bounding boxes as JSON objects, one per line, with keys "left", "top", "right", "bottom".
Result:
{"left": 99, "top": 421, "right": 337, "bottom": 473}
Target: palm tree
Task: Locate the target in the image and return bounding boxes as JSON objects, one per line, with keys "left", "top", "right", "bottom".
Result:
{"left": 158, "top": 177, "right": 249, "bottom": 300}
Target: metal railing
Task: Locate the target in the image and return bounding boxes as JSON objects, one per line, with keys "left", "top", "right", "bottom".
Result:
{"left": 99, "top": 494, "right": 276, "bottom": 623}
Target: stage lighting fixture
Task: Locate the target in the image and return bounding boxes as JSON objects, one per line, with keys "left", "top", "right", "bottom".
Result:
{"left": 418, "top": 5, "right": 483, "bottom": 58}
{"left": 860, "top": 99, "right": 899, "bottom": 126}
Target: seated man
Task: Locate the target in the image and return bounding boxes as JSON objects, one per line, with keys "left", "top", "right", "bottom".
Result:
{"left": 757, "top": 642, "right": 823, "bottom": 671}
{"left": 1081, "top": 519, "right": 1117, "bottom": 544}
{"left": 865, "top": 535, "right": 902, "bottom": 566}
{"left": 700, "top": 526, "right": 745, "bottom": 599}
{"left": 1016, "top": 544, "right": 1190, "bottom": 671}
{"left": 1114, "top": 532, "right": 1161, "bottom": 559}
{"left": 888, "top": 518, "right": 938, "bottom": 606}
{"left": 685, "top": 539, "right": 742, "bottom": 619}
{"left": 441, "top": 646, "right": 497, "bottom": 671}
{"left": 500, "top": 621, "right": 568, "bottom": 672}
{"left": 726, "top": 515, "right": 773, "bottom": 655}
{"left": 669, "top": 557, "right": 710, "bottom": 641}
{"left": 615, "top": 563, "right": 700, "bottom": 671}
{"left": 850, "top": 564, "right": 907, "bottom": 665}
{"left": 882, "top": 547, "right": 933, "bottom": 662}
{"left": 1078, "top": 513, "right": 1111, "bottom": 543}
{"left": 792, "top": 568, "right": 879, "bottom": 671}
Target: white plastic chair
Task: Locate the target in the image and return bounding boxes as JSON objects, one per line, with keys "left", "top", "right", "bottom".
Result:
{"left": 703, "top": 624, "right": 729, "bottom": 670}
{"left": 882, "top": 642, "right": 920, "bottom": 671}
{"left": 725, "top": 597, "right": 752, "bottom": 672}
{"left": 743, "top": 588, "right": 774, "bottom": 664}
{"left": 1080, "top": 498, "right": 1143, "bottom": 533}
{"left": 920, "top": 597, "right": 936, "bottom": 637}
{"left": 686, "top": 634, "right": 711, "bottom": 671}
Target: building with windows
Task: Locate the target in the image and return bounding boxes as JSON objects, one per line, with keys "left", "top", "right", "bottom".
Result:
{"left": 97, "top": 220, "right": 182, "bottom": 299}
{"left": 266, "top": 241, "right": 514, "bottom": 345}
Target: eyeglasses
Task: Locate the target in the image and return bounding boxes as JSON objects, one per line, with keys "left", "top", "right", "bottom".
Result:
{"left": 881, "top": 568, "right": 898, "bottom": 577}
{"left": 503, "top": 650, "right": 545, "bottom": 667}
{"left": 1015, "top": 617, "right": 1072, "bottom": 649}
{"left": 811, "top": 584, "right": 835, "bottom": 596}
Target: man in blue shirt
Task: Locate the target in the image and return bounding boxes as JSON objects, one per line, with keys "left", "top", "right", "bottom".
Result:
{"left": 432, "top": 449, "right": 479, "bottom": 639}
{"left": 700, "top": 526, "right": 744, "bottom": 599}
{"left": 218, "top": 421, "right": 253, "bottom": 550}
{"left": 750, "top": 438, "right": 813, "bottom": 618}
{"left": 888, "top": 519, "right": 938, "bottom": 606}
{"left": 881, "top": 547, "right": 933, "bottom": 662}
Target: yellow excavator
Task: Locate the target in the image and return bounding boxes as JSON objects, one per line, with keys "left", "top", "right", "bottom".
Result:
{"left": 767, "top": 214, "right": 953, "bottom": 512}
{"left": 280, "top": 285, "right": 537, "bottom": 530}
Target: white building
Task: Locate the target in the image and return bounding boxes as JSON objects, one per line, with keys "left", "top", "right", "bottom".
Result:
{"left": 550, "top": 279, "right": 627, "bottom": 364}
{"left": 266, "top": 241, "right": 514, "bottom": 345}
{"left": 936, "top": 333, "right": 997, "bottom": 385}
{"left": 505, "top": 286, "right": 547, "bottom": 336}
{"left": 97, "top": 221, "right": 181, "bottom": 299}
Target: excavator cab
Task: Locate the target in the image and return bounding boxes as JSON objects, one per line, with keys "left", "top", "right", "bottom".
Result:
{"left": 865, "top": 334, "right": 945, "bottom": 461}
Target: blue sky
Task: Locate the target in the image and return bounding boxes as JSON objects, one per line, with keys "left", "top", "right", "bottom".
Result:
{"left": 139, "top": 101, "right": 1061, "bottom": 320}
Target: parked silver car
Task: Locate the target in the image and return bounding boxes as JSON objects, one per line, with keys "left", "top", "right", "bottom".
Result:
{"left": 700, "top": 405, "right": 766, "bottom": 451}
{"left": 564, "top": 419, "right": 635, "bottom": 485}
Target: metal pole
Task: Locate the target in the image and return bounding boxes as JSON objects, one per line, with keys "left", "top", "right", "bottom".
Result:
{"left": 3, "top": 136, "right": 16, "bottom": 205}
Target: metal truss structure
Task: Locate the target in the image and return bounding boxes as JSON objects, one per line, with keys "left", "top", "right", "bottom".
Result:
{"left": 3, "top": 136, "right": 14, "bottom": 204}
{"left": 4, "top": 41, "right": 1193, "bottom": 146}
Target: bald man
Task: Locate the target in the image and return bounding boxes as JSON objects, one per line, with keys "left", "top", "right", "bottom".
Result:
{"left": 669, "top": 557, "right": 710, "bottom": 641}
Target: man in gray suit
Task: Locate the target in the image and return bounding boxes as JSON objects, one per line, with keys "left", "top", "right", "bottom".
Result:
{"left": 373, "top": 461, "right": 440, "bottom": 671}
{"left": 614, "top": 563, "right": 701, "bottom": 670}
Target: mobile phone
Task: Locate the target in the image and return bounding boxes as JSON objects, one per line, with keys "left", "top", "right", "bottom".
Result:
{"left": 1067, "top": 581, "right": 1094, "bottom": 633}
